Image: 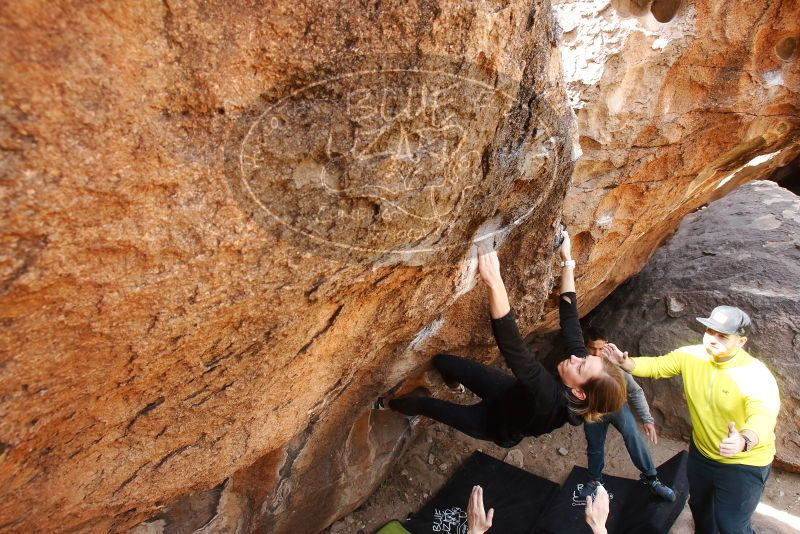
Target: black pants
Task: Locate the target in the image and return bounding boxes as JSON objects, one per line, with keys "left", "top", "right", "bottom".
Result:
{"left": 687, "top": 442, "right": 771, "bottom": 534}
{"left": 389, "top": 354, "right": 515, "bottom": 444}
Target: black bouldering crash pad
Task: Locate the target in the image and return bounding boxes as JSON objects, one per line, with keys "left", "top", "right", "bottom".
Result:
{"left": 535, "top": 451, "right": 689, "bottom": 534}
{"left": 405, "top": 451, "right": 560, "bottom": 533}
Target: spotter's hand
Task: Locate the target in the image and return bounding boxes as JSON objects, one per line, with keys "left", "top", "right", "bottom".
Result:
{"left": 601, "top": 343, "right": 633, "bottom": 372}
{"left": 719, "top": 422, "right": 745, "bottom": 457}
{"left": 467, "top": 485, "right": 494, "bottom": 534}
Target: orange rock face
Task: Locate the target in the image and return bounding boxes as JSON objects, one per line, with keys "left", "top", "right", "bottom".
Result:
{"left": 1, "top": 1, "right": 573, "bottom": 532}
{"left": 0, "top": 1, "right": 798, "bottom": 533}
{"left": 544, "top": 0, "right": 800, "bottom": 328}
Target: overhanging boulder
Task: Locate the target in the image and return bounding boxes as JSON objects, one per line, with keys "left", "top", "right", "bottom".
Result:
{"left": 1, "top": 0, "right": 798, "bottom": 532}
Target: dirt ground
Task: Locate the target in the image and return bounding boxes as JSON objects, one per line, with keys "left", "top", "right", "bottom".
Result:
{"left": 327, "top": 389, "right": 800, "bottom": 534}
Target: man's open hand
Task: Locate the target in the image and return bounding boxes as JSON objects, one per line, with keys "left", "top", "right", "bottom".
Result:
{"left": 601, "top": 343, "right": 634, "bottom": 372}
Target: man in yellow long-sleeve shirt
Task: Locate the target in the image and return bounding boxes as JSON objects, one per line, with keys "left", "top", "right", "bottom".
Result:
{"left": 603, "top": 305, "right": 780, "bottom": 534}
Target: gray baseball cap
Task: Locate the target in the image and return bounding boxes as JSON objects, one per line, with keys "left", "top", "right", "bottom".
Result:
{"left": 696, "top": 306, "right": 751, "bottom": 336}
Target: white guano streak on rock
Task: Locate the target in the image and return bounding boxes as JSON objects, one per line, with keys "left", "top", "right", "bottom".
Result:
{"left": 451, "top": 216, "right": 507, "bottom": 301}
{"left": 716, "top": 150, "right": 783, "bottom": 189}
{"left": 408, "top": 317, "right": 445, "bottom": 352}
{"left": 762, "top": 71, "right": 784, "bottom": 88}
{"left": 729, "top": 284, "right": 800, "bottom": 300}
{"left": 454, "top": 245, "right": 480, "bottom": 300}
{"left": 596, "top": 214, "right": 613, "bottom": 227}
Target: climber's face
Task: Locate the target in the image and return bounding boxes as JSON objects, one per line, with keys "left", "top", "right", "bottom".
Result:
{"left": 558, "top": 354, "right": 604, "bottom": 389}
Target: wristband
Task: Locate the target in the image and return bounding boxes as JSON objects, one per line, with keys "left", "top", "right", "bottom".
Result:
{"left": 560, "top": 259, "right": 576, "bottom": 268}
{"left": 742, "top": 434, "right": 752, "bottom": 452}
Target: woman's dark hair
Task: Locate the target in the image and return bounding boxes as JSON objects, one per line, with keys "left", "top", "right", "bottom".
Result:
{"left": 586, "top": 325, "right": 608, "bottom": 343}
{"left": 568, "top": 360, "right": 627, "bottom": 423}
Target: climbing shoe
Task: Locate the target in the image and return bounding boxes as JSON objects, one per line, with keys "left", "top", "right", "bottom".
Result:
{"left": 445, "top": 382, "right": 466, "bottom": 393}
{"left": 375, "top": 387, "right": 430, "bottom": 412}
{"left": 641, "top": 475, "right": 676, "bottom": 502}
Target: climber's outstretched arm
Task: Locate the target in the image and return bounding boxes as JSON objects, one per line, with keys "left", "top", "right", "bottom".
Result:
{"left": 477, "top": 250, "right": 510, "bottom": 320}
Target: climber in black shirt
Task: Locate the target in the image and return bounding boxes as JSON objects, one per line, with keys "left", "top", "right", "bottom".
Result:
{"left": 385, "top": 234, "right": 627, "bottom": 447}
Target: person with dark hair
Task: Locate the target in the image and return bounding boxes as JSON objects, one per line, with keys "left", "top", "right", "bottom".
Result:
{"left": 382, "top": 233, "right": 627, "bottom": 448}
{"left": 580, "top": 328, "right": 675, "bottom": 501}
{"left": 585, "top": 326, "right": 608, "bottom": 356}
{"left": 604, "top": 306, "right": 780, "bottom": 534}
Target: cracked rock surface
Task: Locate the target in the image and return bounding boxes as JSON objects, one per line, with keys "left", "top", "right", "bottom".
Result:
{"left": 1, "top": 1, "right": 573, "bottom": 532}
{"left": 0, "top": 0, "right": 798, "bottom": 532}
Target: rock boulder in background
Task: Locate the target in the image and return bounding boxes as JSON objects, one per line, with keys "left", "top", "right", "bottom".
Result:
{"left": 587, "top": 180, "right": 800, "bottom": 472}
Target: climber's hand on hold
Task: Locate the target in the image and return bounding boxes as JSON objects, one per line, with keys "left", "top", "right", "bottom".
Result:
{"left": 559, "top": 229, "right": 572, "bottom": 261}
{"left": 477, "top": 249, "right": 510, "bottom": 319}
{"left": 477, "top": 250, "right": 503, "bottom": 290}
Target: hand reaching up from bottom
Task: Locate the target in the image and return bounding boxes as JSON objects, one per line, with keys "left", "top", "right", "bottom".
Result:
{"left": 585, "top": 484, "right": 609, "bottom": 534}
{"left": 467, "top": 485, "right": 494, "bottom": 534}
{"left": 476, "top": 249, "right": 511, "bottom": 319}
